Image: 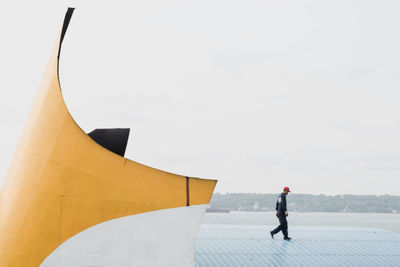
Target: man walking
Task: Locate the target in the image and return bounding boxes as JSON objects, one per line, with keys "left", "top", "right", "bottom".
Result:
{"left": 270, "top": 187, "right": 291, "bottom": 240}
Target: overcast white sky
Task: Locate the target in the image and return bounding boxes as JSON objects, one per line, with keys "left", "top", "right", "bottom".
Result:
{"left": 1, "top": 0, "right": 400, "bottom": 195}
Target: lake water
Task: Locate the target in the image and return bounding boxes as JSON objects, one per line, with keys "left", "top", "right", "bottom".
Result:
{"left": 202, "top": 211, "right": 400, "bottom": 233}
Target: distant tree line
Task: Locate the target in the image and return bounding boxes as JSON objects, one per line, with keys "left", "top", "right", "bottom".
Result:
{"left": 209, "top": 193, "right": 400, "bottom": 213}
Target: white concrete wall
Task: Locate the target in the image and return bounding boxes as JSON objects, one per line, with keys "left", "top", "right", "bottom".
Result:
{"left": 41, "top": 205, "right": 207, "bottom": 267}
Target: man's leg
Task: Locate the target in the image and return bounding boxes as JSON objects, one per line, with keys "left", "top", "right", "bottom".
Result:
{"left": 271, "top": 218, "right": 283, "bottom": 235}
{"left": 271, "top": 217, "right": 283, "bottom": 239}
{"left": 281, "top": 217, "right": 290, "bottom": 239}
{"left": 279, "top": 216, "right": 288, "bottom": 238}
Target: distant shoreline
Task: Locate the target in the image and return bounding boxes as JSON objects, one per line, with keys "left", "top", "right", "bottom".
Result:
{"left": 210, "top": 193, "right": 400, "bottom": 214}
{"left": 215, "top": 210, "right": 400, "bottom": 215}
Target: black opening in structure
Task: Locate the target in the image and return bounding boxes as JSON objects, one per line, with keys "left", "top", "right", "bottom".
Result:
{"left": 88, "top": 128, "right": 130, "bottom": 157}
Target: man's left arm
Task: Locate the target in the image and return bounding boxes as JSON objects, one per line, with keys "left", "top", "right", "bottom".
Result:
{"left": 283, "top": 197, "right": 288, "bottom": 216}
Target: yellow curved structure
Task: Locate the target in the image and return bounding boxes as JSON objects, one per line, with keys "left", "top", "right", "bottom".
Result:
{"left": 0, "top": 8, "right": 216, "bottom": 266}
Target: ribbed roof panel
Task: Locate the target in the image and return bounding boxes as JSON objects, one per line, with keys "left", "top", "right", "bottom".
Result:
{"left": 195, "top": 225, "right": 400, "bottom": 266}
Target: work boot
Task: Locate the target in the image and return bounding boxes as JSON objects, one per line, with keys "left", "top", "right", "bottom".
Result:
{"left": 284, "top": 237, "right": 292, "bottom": 241}
{"left": 270, "top": 231, "right": 274, "bottom": 239}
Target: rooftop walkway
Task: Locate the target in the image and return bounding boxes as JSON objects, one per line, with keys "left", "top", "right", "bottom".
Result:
{"left": 195, "top": 225, "right": 400, "bottom": 266}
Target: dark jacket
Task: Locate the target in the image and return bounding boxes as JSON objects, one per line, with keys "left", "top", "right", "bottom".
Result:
{"left": 275, "top": 193, "right": 287, "bottom": 216}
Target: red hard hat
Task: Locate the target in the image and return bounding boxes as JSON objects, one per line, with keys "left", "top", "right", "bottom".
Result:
{"left": 283, "top": 186, "right": 291, "bottom": 192}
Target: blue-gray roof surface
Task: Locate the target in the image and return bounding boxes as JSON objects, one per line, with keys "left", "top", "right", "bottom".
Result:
{"left": 195, "top": 225, "right": 400, "bottom": 267}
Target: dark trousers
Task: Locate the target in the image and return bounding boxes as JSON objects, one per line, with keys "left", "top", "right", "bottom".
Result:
{"left": 272, "top": 215, "right": 288, "bottom": 238}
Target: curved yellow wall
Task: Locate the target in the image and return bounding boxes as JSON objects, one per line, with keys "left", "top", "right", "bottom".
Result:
{"left": 0, "top": 8, "right": 216, "bottom": 266}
